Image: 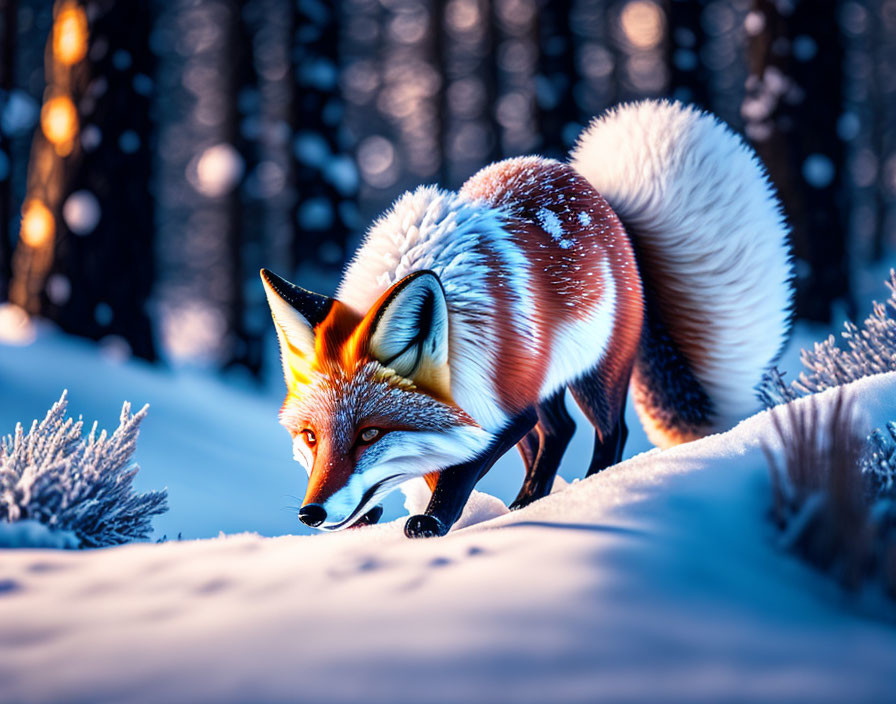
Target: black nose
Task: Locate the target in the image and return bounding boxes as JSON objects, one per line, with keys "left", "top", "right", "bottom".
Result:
{"left": 298, "top": 504, "right": 327, "bottom": 527}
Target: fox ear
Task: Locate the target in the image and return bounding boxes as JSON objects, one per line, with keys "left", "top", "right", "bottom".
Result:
{"left": 368, "top": 270, "right": 451, "bottom": 395}
{"left": 260, "top": 269, "right": 333, "bottom": 388}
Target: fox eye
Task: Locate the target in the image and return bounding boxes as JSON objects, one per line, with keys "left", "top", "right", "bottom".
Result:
{"left": 301, "top": 429, "right": 317, "bottom": 447}
{"left": 357, "top": 427, "right": 382, "bottom": 445}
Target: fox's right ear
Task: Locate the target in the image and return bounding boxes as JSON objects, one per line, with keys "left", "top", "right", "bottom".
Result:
{"left": 260, "top": 269, "right": 333, "bottom": 388}
{"left": 366, "top": 270, "right": 451, "bottom": 398}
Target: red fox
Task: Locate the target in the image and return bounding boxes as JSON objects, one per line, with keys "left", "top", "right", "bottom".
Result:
{"left": 262, "top": 100, "right": 793, "bottom": 538}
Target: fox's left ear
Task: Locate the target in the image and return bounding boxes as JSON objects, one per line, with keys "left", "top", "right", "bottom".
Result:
{"left": 367, "top": 270, "right": 451, "bottom": 397}
{"left": 260, "top": 268, "right": 333, "bottom": 389}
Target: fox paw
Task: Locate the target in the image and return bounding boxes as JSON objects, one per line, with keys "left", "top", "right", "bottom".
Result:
{"left": 404, "top": 514, "right": 447, "bottom": 539}
{"left": 507, "top": 498, "right": 530, "bottom": 511}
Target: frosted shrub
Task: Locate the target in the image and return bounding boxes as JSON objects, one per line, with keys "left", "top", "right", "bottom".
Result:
{"left": 756, "top": 367, "right": 800, "bottom": 409}
{"left": 759, "top": 269, "right": 896, "bottom": 406}
{"left": 0, "top": 392, "right": 167, "bottom": 548}
{"left": 863, "top": 422, "right": 896, "bottom": 498}
{"left": 764, "top": 392, "right": 896, "bottom": 598}
{"left": 797, "top": 270, "right": 896, "bottom": 395}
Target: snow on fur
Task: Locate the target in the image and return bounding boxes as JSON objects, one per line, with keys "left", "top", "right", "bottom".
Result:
{"left": 0, "top": 392, "right": 167, "bottom": 548}
{"left": 571, "top": 100, "right": 793, "bottom": 444}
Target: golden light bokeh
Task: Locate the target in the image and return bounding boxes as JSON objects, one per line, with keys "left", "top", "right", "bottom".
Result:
{"left": 620, "top": 0, "right": 664, "bottom": 50}
{"left": 52, "top": 2, "right": 88, "bottom": 66}
{"left": 41, "top": 95, "right": 79, "bottom": 153}
{"left": 20, "top": 199, "right": 56, "bottom": 249}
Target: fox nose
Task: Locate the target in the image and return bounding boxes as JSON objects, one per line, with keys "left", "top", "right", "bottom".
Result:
{"left": 298, "top": 504, "right": 327, "bottom": 527}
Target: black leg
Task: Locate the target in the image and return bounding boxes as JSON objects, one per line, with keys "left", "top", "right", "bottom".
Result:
{"left": 405, "top": 407, "right": 538, "bottom": 538}
{"left": 569, "top": 363, "right": 632, "bottom": 478}
{"left": 516, "top": 428, "right": 540, "bottom": 474}
{"left": 584, "top": 409, "right": 627, "bottom": 476}
{"left": 509, "top": 390, "right": 575, "bottom": 510}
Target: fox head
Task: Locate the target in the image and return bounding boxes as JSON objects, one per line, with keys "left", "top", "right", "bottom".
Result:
{"left": 261, "top": 268, "right": 492, "bottom": 530}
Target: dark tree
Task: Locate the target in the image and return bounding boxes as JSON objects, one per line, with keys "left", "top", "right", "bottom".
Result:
{"left": 744, "top": 0, "right": 851, "bottom": 323}
{"left": 0, "top": 0, "right": 16, "bottom": 301}
{"left": 221, "top": 0, "right": 264, "bottom": 375}
{"left": 666, "top": 0, "right": 710, "bottom": 110}
{"left": 42, "top": 0, "right": 157, "bottom": 359}
{"left": 492, "top": 0, "right": 539, "bottom": 156}
{"left": 439, "top": 0, "right": 502, "bottom": 188}
{"left": 536, "top": 0, "right": 579, "bottom": 158}
{"left": 869, "top": 0, "right": 896, "bottom": 261}
{"left": 291, "top": 0, "right": 357, "bottom": 277}
{"left": 569, "top": 0, "right": 617, "bottom": 122}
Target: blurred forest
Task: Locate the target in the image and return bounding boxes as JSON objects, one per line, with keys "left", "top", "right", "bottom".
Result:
{"left": 0, "top": 0, "right": 895, "bottom": 378}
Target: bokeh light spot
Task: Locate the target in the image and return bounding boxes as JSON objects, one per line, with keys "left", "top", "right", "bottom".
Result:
{"left": 620, "top": 1, "right": 664, "bottom": 50}
{"left": 52, "top": 2, "right": 88, "bottom": 66}
{"left": 21, "top": 199, "right": 55, "bottom": 248}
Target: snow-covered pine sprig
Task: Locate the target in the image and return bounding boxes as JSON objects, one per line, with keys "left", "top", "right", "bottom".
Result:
{"left": 756, "top": 367, "right": 801, "bottom": 409}
{"left": 0, "top": 392, "right": 167, "bottom": 548}
{"left": 798, "top": 270, "right": 896, "bottom": 394}
{"left": 758, "top": 270, "right": 896, "bottom": 408}
{"left": 863, "top": 422, "right": 896, "bottom": 497}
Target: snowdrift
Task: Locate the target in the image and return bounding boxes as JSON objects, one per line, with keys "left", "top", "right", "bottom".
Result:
{"left": 2, "top": 371, "right": 896, "bottom": 703}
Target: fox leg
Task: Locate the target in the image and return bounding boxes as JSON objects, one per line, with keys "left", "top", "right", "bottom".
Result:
{"left": 405, "top": 407, "right": 538, "bottom": 538}
{"left": 509, "top": 390, "right": 575, "bottom": 510}
{"left": 516, "top": 429, "right": 539, "bottom": 475}
{"left": 569, "top": 362, "right": 632, "bottom": 477}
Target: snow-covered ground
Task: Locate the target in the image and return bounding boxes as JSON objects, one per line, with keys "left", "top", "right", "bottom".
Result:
{"left": 2, "top": 328, "right": 896, "bottom": 702}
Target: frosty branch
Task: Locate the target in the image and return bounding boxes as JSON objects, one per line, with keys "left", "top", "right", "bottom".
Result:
{"left": 0, "top": 392, "right": 167, "bottom": 548}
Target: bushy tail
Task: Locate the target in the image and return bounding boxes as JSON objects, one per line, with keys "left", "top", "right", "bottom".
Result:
{"left": 570, "top": 100, "right": 793, "bottom": 447}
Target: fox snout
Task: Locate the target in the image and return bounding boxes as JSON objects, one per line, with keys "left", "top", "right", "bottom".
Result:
{"left": 298, "top": 503, "right": 327, "bottom": 527}
{"left": 298, "top": 502, "right": 384, "bottom": 529}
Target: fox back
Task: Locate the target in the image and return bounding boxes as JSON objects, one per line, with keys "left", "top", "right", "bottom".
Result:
{"left": 338, "top": 157, "right": 644, "bottom": 431}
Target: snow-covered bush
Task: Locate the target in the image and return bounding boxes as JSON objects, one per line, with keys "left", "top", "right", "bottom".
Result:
{"left": 0, "top": 392, "right": 167, "bottom": 548}
{"left": 756, "top": 367, "right": 800, "bottom": 409}
{"left": 797, "top": 270, "right": 896, "bottom": 395}
{"left": 863, "top": 422, "right": 896, "bottom": 498}
{"left": 759, "top": 269, "right": 896, "bottom": 406}
{"left": 764, "top": 391, "right": 896, "bottom": 597}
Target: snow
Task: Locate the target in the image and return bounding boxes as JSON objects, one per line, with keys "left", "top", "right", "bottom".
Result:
{"left": 324, "top": 154, "right": 359, "bottom": 195}
{"left": 296, "top": 196, "right": 334, "bottom": 230}
{"left": 62, "top": 190, "right": 102, "bottom": 235}
{"left": 189, "top": 143, "right": 245, "bottom": 198}
{"left": 536, "top": 206, "right": 564, "bottom": 239}
{"left": 0, "top": 303, "right": 36, "bottom": 345}
{"left": 2, "top": 329, "right": 896, "bottom": 702}
{"left": 0, "top": 520, "right": 77, "bottom": 549}
{"left": 802, "top": 153, "right": 836, "bottom": 189}
{"left": 0, "top": 89, "right": 39, "bottom": 136}
{"left": 293, "top": 131, "right": 329, "bottom": 167}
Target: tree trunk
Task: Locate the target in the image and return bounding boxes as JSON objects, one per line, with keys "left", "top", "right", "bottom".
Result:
{"left": 744, "top": 0, "right": 850, "bottom": 323}
{"left": 0, "top": 0, "right": 16, "bottom": 301}
{"left": 221, "top": 0, "right": 263, "bottom": 376}
{"left": 40, "top": 0, "right": 157, "bottom": 360}
{"left": 666, "top": 0, "right": 710, "bottom": 110}
{"left": 536, "top": 0, "right": 578, "bottom": 159}
{"left": 291, "top": 0, "right": 357, "bottom": 278}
